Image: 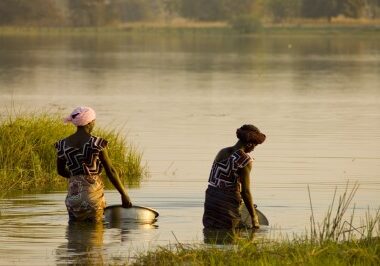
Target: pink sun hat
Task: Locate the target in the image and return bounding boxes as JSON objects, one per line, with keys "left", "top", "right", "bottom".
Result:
{"left": 64, "top": 106, "right": 96, "bottom": 126}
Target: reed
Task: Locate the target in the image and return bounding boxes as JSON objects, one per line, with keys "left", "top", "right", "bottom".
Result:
{"left": 0, "top": 111, "right": 147, "bottom": 197}
{"left": 308, "top": 182, "right": 360, "bottom": 243}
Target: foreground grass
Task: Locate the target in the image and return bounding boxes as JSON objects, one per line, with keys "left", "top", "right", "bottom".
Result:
{"left": 0, "top": 111, "right": 147, "bottom": 196}
{"left": 129, "top": 237, "right": 380, "bottom": 266}
{"left": 126, "top": 183, "right": 379, "bottom": 266}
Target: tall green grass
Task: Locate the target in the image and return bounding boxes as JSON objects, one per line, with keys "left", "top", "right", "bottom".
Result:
{"left": 0, "top": 111, "right": 147, "bottom": 196}
{"left": 126, "top": 184, "right": 380, "bottom": 266}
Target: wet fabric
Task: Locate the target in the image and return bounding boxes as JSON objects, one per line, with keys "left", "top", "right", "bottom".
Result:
{"left": 203, "top": 149, "right": 253, "bottom": 229}
{"left": 203, "top": 186, "right": 242, "bottom": 229}
{"left": 65, "top": 174, "right": 106, "bottom": 222}
{"left": 54, "top": 136, "right": 108, "bottom": 222}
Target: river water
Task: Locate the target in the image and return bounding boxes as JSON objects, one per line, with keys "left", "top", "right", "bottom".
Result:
{"left": 0, "top": 33, "right": 379, "bottom": 265}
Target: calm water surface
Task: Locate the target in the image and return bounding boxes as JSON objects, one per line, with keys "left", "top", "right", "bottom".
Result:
{"left": 0, "top": 33, "right": 379, "bottom": 265}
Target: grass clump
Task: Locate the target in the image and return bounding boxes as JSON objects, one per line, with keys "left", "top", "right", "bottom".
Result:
{"left": 0, "top": 111, "right": 147, "bottom": 196}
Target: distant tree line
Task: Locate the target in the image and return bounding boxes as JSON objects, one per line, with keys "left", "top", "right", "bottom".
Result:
{"left": 0, "top": 0, "right": 64, "bottom": 26}
{"left": 0, "top": 0, "right": 379, "bottom": 26}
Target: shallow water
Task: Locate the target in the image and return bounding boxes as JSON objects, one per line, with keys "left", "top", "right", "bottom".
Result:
{"left": 0, "top": 33, "right": 379, "bottom": 265}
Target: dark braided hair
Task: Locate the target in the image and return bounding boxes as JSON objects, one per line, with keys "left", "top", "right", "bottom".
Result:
{"left": 236, "top": 124, "right": 266, "bottom": 145}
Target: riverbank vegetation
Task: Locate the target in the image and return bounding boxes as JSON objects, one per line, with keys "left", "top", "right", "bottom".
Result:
{"left": 127, "top": 184, "right": 380, "bottom": 265}
{"left": 129, "top": 237, "right": 380, "bottom": 265}
{"left": 0, "top": 19, "right": 378, "bottom": 38}
{"left": 0, "top": 111, "right": 147, "bottom": 196}
{"left": 0, "top": 0, "right": 379, "bottom": 34}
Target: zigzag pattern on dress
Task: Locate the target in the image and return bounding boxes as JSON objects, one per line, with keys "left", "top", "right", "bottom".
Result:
{"left": 55, "top": 136, "right": 108, "bottom": 176}
{"left": 208, "top": 150, "right": 252, "bottom": 191}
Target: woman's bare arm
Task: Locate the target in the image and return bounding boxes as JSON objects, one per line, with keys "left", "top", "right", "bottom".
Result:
{"left": 240, "top": 162, "right": 254, "bottom": 215}
{"left": 99, "top": 148, "right": 132, "bottom": 207}
{"left": 239, "top": 162, "right": 259, "bottom": 228}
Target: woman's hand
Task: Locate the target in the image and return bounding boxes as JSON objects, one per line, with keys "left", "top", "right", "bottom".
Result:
{"left": 121, "top": 193, "right": 132, "bottom": 208}
{"left": 251, "top": 215, "right": 260, "bottom": 229}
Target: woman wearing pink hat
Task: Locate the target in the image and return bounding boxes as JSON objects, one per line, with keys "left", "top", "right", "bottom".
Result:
{"left": 55, "top": 106, "right": 132, "bottom": 222}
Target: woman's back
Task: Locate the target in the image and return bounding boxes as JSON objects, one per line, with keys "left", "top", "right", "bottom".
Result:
{"left": 65, "top": 134, "right": 92, "bottom": 149}
{"left": 55, "top": 135, "right": 107, "bottom": 176}
{"left": 214, "top": 147, "right": 234, "bottom": 162}
{"left": 208, "top": 148, "right": 252, "bottom": 192}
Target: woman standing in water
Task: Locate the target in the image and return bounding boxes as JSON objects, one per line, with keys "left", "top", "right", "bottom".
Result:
{"left": 203, "top": 124, "right": 266, "bottom": 229}
{"left": 55, "top": 106, "right": 132, "bottom": 222}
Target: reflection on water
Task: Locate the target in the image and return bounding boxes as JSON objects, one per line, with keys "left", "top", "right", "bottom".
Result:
{"left": 56, "top": 220, "right": 158, "bottom": 264}
{"left": 57, "top": 222, "right": 105, "bottom": 265}
{"left": 106, "top": 217, "right": 159, "bottom": 231}
{"left": 203, "top": 224, "right": 272, "bottom": 245}
{"left": 0, "top": 192, "right": 160, "bottom": 265}
{"left": 0, "top": 34, "right": 379, "bottom": 96}
{"left": 0, "top": 33, "right": 379, "bottom": 265}
{"left": 105, "top": 214, "right": 159, "bottom": 245}
{"left": 203, "top": 228, "right": 257, "bottom": 245}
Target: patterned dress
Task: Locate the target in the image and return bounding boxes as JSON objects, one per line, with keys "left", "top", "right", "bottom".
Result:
{"left": 55, "top": 136, "right": 108, "bottom": 222}
{"left": 202, "top": 149, "right": 253, "bottom": 229}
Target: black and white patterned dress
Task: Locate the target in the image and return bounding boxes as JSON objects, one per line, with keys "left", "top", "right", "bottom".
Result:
{"left": 203, "top": 149, "right": 253, "bottom": 229}
{"left": 55, "top": 136, "right": 108, "bottom": 222}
